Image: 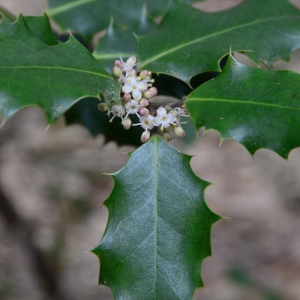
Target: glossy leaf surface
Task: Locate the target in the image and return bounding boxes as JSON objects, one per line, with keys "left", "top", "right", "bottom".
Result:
{"left": 25, "top": 14, "right": 59, "bottom": 46}
{"left": 92, "top": 136, "right": 220, "bottom": 299}
{"left": 93, "top": 10, "right": 156, "bottom": 72}
{"left": 186, "top": 55, "right": 300, "bottom": 158}
{"left": 0, "top": 15, "right": 120, "bottom": 124}
{"left": 47, "top": 0, "right": 201, "bottom": 41}
{"left": 138, "top": 0, "right": 300, "bottom": 83}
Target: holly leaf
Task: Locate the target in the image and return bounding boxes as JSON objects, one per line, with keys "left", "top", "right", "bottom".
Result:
{"left": 138, "top": 0, "right": 300, "bottom": 83}
{"left": 92, "top": 136, "right": 220, "bottom": 299}
{"left": 0, "top": 15, "right": 120, "bottom": 124}
{"left": 65, "top": 97, "right": 144, "bottom": 146}
{"left": 93, "top": 8, "right": 156, "bottom": 73}
{"left": 47, "top": 0, "right": 201, "bottom": 41}
{"left": 0, "top": 12, "right": 12, "bottom": 25}
{"left": 0, "top": 12, "right": 59, "bottom": 46}
{"left": 25, "top": 14, "right": 59, "bottom": 46}
{"left": 186, "top": 55, "right": 300, "bottom": 159}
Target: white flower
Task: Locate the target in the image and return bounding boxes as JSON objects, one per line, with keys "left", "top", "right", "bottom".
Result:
{"left": 171, "top": 107, "right": 189, "bottom": 124}
{"left": 124, "top": 100, "right": 142, "bottom": 118}
{"left": 109, "top": 104, "right": 125, "bottom": 122}
{"left": 120, "top": 55, "right": 137, "bottom": 72}
{"left": 122, "top": 76, "right": 148, "bottom": 101}
{"left": 133, "top": 115, "right": 154, "bottom": 132}
{"left": 153, "top": 106, "right": 176, "bottom": 129}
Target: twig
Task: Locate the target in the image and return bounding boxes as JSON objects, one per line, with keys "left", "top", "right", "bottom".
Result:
{"left": 148, "top": 96, "right": 186, "bottom": 113}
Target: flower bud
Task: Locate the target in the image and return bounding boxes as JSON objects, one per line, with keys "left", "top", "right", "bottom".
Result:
{"left": 139, "top": 70, "right": 149, "bottom": 79}
{"left": 143, "top": 90, "right": 154, "bottom": 99}
{"left": 122, "top": 117, "right": 132, "bottom": 130}
{"left": 139, "top": 107, "right": 149, "bottom": 116}
{"left": 149, "top": 87, "right": 158, "bottom": 95}
{"left": 163, "top": 132, "right": 172, "bottom": 142}
{"left": 113, "top": 66, "right": 121, "bottom": 76}
{"left": 139, "top": 98, "right": 149, "bottom": 107}
{"left": 174, "top": 125, "right": 186, "bottom": 137}
{"left": 114, "top": 60, "right": 122, "bottom": 67}
{"left": 98, "top": 103, "right": 108, "bottom": 112}
{"left": 140, "top": 130, "right": 150, "bottom": 143}
{"left": 123, "top": 93, "right": 131, "bottom": 101}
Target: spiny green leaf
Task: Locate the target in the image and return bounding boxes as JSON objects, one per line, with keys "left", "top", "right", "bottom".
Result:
{"left": 92, "top": 136, "right": 220, "bottom": 300}
{"left": 0, "top": 13, "right": 59, "bottom": 46}
{"left": 93, "top": 8, "right": 156, "bottom": 73}
{"left": 25, "top": 14, "right": 59, "bottom": 46}
{"left": 186, "top": 55, "right": 300, "bottom": 159}
{"left": 0, "top": 15, "right": 120, "bottom": 124}
{"left": 138, "top": 0, "right": 300, "bottom": 83}
{"left": 47, "top": 0, "right": 201, "bottom": 41}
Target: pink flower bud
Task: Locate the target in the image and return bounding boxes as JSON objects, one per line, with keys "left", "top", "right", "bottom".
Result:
{"left": 139, "top": 107, "right": 149, "bottom": 116}
{"left": 139, "top": 70, "right": 149, "bottom": 79}
{"left": 143, "top": 90, "right": 154, "bottom": 99}
{"left": 114, "top": 60, "right": 122, "bottom": 67}
{"left": 123, "top": 93, "right": 131, "bottom": 101}
{"left": 139, "top": 98, "right": 149, "bottom": 107}
{"left": 98, "top": 103, "right": 108, "bottom": 112}
{"left": 140, "top": 130, "right": 150, "bottom": 143}
{"left": 122, "top": 117, "right": 132, "bottom": 130}
{"left": 174, "top": 125, "right": 186, "bottom": 137}
{"left": 163, "top": 132, "right": 172, "bottom": 142}
{"left": 113, "top": 66, "right": 121, "bottom": 76}
{"left": 149, "top": 87, "right": 158, "bottom": 95}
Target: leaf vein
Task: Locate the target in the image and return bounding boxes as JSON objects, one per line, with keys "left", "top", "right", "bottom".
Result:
{"left": 139, "top": 15, "right": 299, "bottom": 68}
{"left": 187, "top": 97, "right": 300, "bottom": 110}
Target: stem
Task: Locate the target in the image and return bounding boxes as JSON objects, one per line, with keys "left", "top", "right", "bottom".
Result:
{"left": 0, "top": 5, "right": 17, "bottom": 22}
{"left": 148, "top": 97, "right": 186, "bottom": 113}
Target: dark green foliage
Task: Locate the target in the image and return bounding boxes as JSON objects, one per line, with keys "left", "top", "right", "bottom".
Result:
{"left": 92, "top": 136, "right": 220, "bottom": 299}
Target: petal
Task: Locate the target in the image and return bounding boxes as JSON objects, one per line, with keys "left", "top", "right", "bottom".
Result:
{"left": 132, "top": 90, "right": 142, "bottom": 101}
{"left": 122, "top": 84, "right": 132, "bottom": 93}
{"left": 137, "top": 81, "right": 148, "bottom": 91}
{"left": 153, "top": 116, "right": 162, "bottom": 126}
{"left": 126, "top": 76, "right": 136, "bottom": 84}
{"left": 126, "top": 56, "right": 137, "bottom": 66}
{"left": 162, "top": 120, "right": 171, "bottom": 128}
{"left": 124, "top": 101, "right": 132, "bottom": 110}
{"left": 167, "top": 113, "right": 176, "bottom": 123}
{"left": 157, "top": 106, "right": 166, "bottom": 116}
{"left": 146, "top": 115, "right": 154, "bottom": 122}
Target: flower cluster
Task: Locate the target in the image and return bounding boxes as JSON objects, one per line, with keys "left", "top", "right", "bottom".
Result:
{"left": 98, "top": 56, "right": 189, "bottom": 143}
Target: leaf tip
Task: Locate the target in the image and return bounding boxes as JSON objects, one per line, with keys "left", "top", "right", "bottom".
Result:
{"left": 103, "top": 172, "right": 115, "bottom": 177}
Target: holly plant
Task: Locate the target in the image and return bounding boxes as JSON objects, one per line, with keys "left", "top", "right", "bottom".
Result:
{"left": 1, "top": 0, "right": 300, "bottom": 299}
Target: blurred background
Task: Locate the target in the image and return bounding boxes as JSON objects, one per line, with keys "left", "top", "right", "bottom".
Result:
{"left": 1, "top": 0, "right": 300, "bottom": 299}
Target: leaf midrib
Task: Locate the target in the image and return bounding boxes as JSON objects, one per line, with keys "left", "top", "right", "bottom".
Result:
{"left": 0, "top": 66, "right": 112, "bottom": 80}
{"left": 187, "top": 97, "right": 300, "bottom": 110}
{"left": 139, "top": 15, "right": 297, "bottom": 68}
{"left": 93, "top": 53, "right": 134, "bottom": 60}
{"left": 153, "top": 136, "right": 158, "bottom": 298}
{"left": 47, "top": 0, "right": 97, "bottom": 16}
